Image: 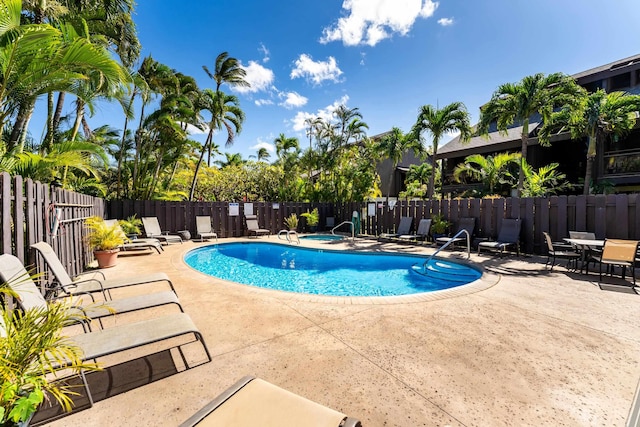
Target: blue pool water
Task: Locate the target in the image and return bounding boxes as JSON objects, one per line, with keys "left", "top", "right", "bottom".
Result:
{"left": 184, "top": 242, "right": 482, "bottom": 297}
{"left": 300, "top": 234, "right": 344, "bottom": 241}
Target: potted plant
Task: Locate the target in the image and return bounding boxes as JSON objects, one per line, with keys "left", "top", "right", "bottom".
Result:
{"left": 300, "top": 208, "right": 319, "bottom": 232}
{"left": 118, "top": 215, "right": 142, "bottom": 239}
{"left": 430, "top": 214, "right": 450, "bottom": 240}
{"left": 85, "top": 216, "right": 125, "bottom": 268}
{"left": 0, "top": 279, "right": 98, "bottom": 427}
{"left": 283, "top": 213, "right": 298, "bottom": 231}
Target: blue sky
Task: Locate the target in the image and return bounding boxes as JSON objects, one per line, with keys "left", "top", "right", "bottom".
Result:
{"left": 37, "top": 0, "right": 640, "bottom": 161}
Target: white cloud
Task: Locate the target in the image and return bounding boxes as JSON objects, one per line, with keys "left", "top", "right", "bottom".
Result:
{"left": 320, "top": 0, "right": 439, "bottom": 46}
{"left": 184, "top": 123, "right": 207, "bottom": 135}
{"left": 438, "top": 17, "right": 454, "bottom": 26}
{"left": 290, "top": 95, "right": 350, "bottom": 132}
{"left": 258, "top": 43, "right": 270, "bottom": 63}
{"left": 233, "top": 60, "right": 274, "bottom": 94}
{"left": 250, "top": 140, "right": 275, "bottom": 153}
{"left": 290, "top": 54, "right": 343, "bottom": 85}
{"left": 279, "top": 91, "right": 308, "bottom": 109}
{"left": 255, "top": 99, "right": 274, "bottom": 106}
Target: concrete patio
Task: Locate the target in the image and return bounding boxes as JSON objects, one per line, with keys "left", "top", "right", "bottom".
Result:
{"left": 43, "top": 237, "right": 640, "bottom": 426}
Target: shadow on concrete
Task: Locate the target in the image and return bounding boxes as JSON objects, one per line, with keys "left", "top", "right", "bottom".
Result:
{"left": 32, "top": 349, "right": 178, "bottom": 426}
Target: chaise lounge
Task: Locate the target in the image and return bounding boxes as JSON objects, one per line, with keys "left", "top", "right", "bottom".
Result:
{"left": 31, "top": 241, "right": 176, "bottom": 298}
{"left": 195, "top": 216, "right": 218, "bottom": 242}
{"left": 179, "top": 375, "right": 361, "bottom": 427}
{"left": 0, "top": 254, "right": 183, "bottom": 330}
{"left": 477, "top": 218, "right": 522, "bottom": 256}
{"left": 245, "top": 215, "right": 270, "bottom": 237}
{"left": 141, "top": 217, "right": 183, "bottom": 245}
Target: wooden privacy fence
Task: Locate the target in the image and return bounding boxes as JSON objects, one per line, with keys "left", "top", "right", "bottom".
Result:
{"left": 0, "top": 172, "right": 105, "bottom": 281}
{"left": 107, "top": 194, "right": 640, "bottom": 255}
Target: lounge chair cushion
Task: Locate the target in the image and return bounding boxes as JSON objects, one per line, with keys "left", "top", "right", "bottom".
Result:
{"left": 179, "top": 376, "right": 361, "bottom": 427}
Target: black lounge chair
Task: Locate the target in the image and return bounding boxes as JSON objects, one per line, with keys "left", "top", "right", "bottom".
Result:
{"left": 179, "top": 375, "right": 361, "bottom": 427}
{"left": 477, "top": 218, "right": 522, "bottom": 256}
{"left": 379, "top": 216, "right": 413, "bottom": 240}
{"left": 435, "top": 217, "right": 475, "bottom": 248}
{"left": 398, "top": 218, "right": 431, "bottom": 242}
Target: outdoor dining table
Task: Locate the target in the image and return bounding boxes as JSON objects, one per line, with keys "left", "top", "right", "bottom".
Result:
{"left": 563, "top": 238, "right": 605, "bottom": 273}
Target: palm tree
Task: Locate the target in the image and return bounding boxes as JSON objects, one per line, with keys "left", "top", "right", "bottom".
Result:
{"left": 256, "top": 147, "right": 270, "bottom": 162}
{"left": 521, "top": 161, "right": 572, "bottom": 197}
{"left": 412, "top": 102, "right": 472, "bottom": 199}
{"left": 453, "top": 152, "right": 521, "bottom": 195}
{"left": 540, "top": 89, "right": 640, "bottom": 194}
{"left": 377, "top": 127, "right": 413, "bottom": 204}
{"left": 214, "top": 152, "right": 244, "bottom": 168}
{"left": 478, "top": 73, "right": 583, "bottom": 196}
{"left": 189, "top": 89, "right": 244, "bottom": 200}
{"left": 202, "top": 51, "right": 250, "bottom": 165}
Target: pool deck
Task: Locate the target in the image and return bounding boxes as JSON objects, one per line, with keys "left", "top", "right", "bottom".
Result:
{"left": 44, "top": 236, "right": 640, "bottom": 426}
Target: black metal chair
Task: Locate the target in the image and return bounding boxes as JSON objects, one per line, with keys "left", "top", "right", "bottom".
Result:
{"left": 543, "top": 232, "right": 580, "bottom": 271}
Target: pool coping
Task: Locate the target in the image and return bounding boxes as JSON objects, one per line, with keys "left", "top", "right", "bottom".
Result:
{"left": 179, "top": 239, "right": 501, "bottom": 305}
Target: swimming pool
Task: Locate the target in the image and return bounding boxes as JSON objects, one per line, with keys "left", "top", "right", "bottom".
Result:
{"left": 299, "top": 234, "right": 344, "bottom": 241}
{"left": 184, "top": 242, "right": 481, "bottom": 297}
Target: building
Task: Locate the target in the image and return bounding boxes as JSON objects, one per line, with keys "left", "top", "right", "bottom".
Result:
{"left": 437, "top": 54, "right": 640, "bottom": 196}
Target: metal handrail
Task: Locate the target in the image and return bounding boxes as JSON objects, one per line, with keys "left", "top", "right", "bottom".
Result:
{"left": 277, "top": 229, "right": 300, "bottom": 244}
{"left": 420, "top": 229, "right": 471, "bottom": 271}
{"left": 331, "top": 221, "right": 354, "bottom": 239}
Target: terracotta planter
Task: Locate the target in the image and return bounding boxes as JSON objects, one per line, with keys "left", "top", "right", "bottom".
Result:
{"left": 93, "top": 249, "right": 119, "bottom": 268}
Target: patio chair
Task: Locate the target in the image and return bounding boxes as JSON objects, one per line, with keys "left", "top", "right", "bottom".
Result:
{"left": 104, "top": 219, "right": 163, "bottom": 254}
{"left": 245, "top": 215, "right": 270, "bottom": 237}
{"left": 30, "top": 242, "right": 176, "bottom": 299}
{"left": 141, "top": 217, "right": 183, "bottom": 245}
{"left": 542, "top": 232, "right": 580, "bottom": 271}
{"left": 398, "top": 218, "right": 431, "bottom": 242}
{"left": 0, "top": 254, "right": 182, "bottom": 331}
{"left": 195, "top": 216, "right": 218, "bottom": 242}
{"left": 477, "top": 218, "right": 522, "bottom": 256}
{"left": 435, "top": 217, "right": 475, "bottom": 248}
{"left": 179, "top": 375, "right": 361, "bottom": 427}
{"left": 591, "top": 239, "right": 639, "bottom": 287}
{"left": 379, "top": 216, "right": 413, "bottom": 240}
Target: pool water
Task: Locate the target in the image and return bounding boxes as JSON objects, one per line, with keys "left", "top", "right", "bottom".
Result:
{"left": 300, "top": 234, "right": 344, "bottom": 241}
{"left": 184, "top": 242, "right": 481, "bottom": 297}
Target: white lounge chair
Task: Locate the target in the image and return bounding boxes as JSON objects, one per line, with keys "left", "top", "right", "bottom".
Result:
{"left": 179, "top": 375, "right": 361, "bottom": 427}
{"left": 195, "top": 216, "right": 218, "bottom": 242}
{"left": 0, "top": 254, "right": 182, "bottom": 330}
{"left": 31, "top": 242, "right": 176, "bottom": 298}
{"left": 104, "top": 219, "right": 163, "bottom": 254}
{"left": 141, "top": 217, "right": 183, "bottom": 245}
{"left": 245, "top": 215, "right": 270, "bottom": 237}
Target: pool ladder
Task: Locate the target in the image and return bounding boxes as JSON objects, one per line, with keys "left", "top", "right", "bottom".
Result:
{"left": 331, "top": 221, "right": 355, "bottom": 240}
{"left": 278, "top": 229, "right": 300, "bottom": 244}
{"left": 416, "top": 229, "right": 471, "bottom": 274}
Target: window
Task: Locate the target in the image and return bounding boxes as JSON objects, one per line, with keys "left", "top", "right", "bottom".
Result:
{"left": 610, "top": 73, "right": 631, "bottom": 90}
{"left": 582, "top": 80, "right": 604, "bottom": 93}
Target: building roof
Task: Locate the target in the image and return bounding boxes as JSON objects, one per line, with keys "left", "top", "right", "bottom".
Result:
{"left": 571, "top": 53, "right": 640, "bottom": 81}
{"left": 437, "top": 122, "right": 540, "bottom": 159}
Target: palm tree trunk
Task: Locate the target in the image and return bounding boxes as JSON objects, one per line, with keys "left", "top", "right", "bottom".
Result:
{"left": 42, "top": 92, "right": 54, "bottom": 154}
{"left": 70, "top": 99, "right": 85, "bottom": 141}
{"left": 583, "top": 133, "right": 598, "bottom": 195}
{"left": 52, "top": 92, "right": 66, "bottom": 131}
{"left": 189, "top": 131, "right": 213, "bottom": 200}
{"left": 518, "top": 121, "right": 530, "bottom": 197}
{"left": 8, "top": 101, "right": 33, "bottom": 153}
{"left": 117, "top": 116, "right": 130, "bottom": 198}
{"left": 132, "top": 102, "right": 147, "bottom": 188}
